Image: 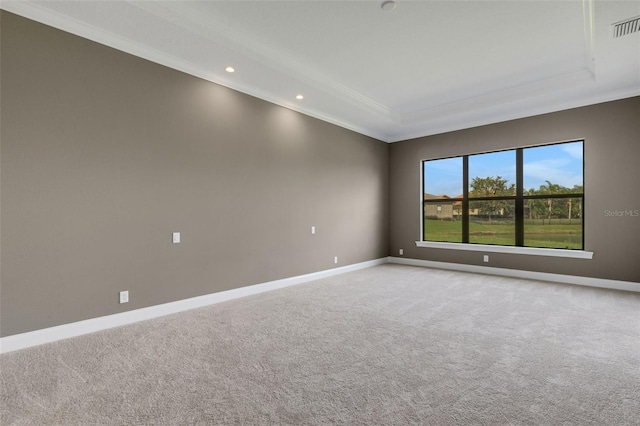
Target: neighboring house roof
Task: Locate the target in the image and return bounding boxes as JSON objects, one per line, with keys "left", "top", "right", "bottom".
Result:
{"left": 424, "top": 193, "right": 455, "bottom": 201}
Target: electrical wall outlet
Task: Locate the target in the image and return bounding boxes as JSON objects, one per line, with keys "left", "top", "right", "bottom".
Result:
{"left": 334, "top": 256, "right": 338, "bottom": 264}
{"left": 311, "top": 226, "right": 316, "bottom": 234}
{"left": 173, "top": 232, "right": 181, "bottom": 243}
{"left": 119, "top": 290, "right": 129, "bottom": 304}
{"left": 399, "top": 248, "right": 404, "bottom": 255}
{"left": 483, "top": 255, "right": 489, "bottom": 263}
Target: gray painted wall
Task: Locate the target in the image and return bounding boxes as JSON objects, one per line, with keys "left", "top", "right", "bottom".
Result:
{"left": 2, "top": 11, "right": 638, "bottom": 339}
{"left": 390, "top": 97, "right": 640, "bottom": 283}
{"left": 0, "top": 12, "right": 389, "bottom": 337}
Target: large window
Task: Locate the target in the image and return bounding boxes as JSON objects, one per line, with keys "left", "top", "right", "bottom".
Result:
{"left": 422, "top": 141, "right": 584, "bottom": 250}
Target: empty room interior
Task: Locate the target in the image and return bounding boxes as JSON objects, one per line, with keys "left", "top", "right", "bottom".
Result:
{"left": 1, "top": 1, "right": 639, "bottom": 424}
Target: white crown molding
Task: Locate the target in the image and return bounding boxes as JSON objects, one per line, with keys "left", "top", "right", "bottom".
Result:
{"left": 0, "top": 258, "right": 388, "bottom": 354}
{"left": 128, "top": 1, "right": 393, "bottom": 117}
{"left": 386, "top": 86, "right": 640, "bottom": 142}
{"left": 0, "top": 1, "right": 391, "bottom": 142}
{"left": 396, "top": 68, "right": 595, "bottom": 125}
{"left": 582, "top": 0, "right": 596, "bottom": 77}
{"left": 1, "top": 0, "right": 635, "bottom": 145}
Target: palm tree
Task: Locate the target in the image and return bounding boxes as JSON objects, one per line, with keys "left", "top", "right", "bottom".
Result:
{"left": 526, "top": 188, "right": 535, "bottom": 221}
{"left": 544, "top": 180, "right": 562, "bottom": 225}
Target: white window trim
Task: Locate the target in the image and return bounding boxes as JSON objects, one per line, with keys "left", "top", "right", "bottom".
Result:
{"left": 415, "top": 241, "right": 593, "bottom": 259}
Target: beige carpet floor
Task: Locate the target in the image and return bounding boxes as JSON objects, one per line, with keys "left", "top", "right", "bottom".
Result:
{"left": 1, "top": 264, "right": 639, "bottom": 425}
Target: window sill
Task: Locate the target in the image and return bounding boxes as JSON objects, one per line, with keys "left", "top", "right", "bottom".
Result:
{"left": 415, "top": 241, "right": 593, "bottom": 259}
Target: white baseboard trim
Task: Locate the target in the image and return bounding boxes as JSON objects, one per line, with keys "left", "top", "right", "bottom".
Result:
{"left": 389, "top": 257, "right": 640, "bottom": 293}
{"left": 4, "top": 256, "right": 636, "bottom": 354}
{"left": 0, "top": 258, "right": 387, "bottom": 354}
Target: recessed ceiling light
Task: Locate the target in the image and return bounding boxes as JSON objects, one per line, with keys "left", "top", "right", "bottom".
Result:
{"left": 381, "top": 1, "right": 396, "bottom": 11}
{"left": 296, "top": 94, "right": 304, "bottom": 100}
{"left": 225, "top": 66, "right": 235, "bottom": 73}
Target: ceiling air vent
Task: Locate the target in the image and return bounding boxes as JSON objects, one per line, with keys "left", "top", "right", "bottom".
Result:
{"left": 613, "top": 16, "right": 640, "bottom": 38}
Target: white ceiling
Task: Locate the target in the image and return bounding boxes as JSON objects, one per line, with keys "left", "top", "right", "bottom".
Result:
{"left": 2, "top": 0, "right": 639, "bottom": 142}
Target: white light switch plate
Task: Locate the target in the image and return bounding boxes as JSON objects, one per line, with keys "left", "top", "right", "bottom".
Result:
{"left": 173, "top": 232, "right": 181, "bottom": 243}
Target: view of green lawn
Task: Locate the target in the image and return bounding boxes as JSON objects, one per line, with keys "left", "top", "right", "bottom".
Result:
{"left": 424, "top": 219, "right": 582, "bottom": 249}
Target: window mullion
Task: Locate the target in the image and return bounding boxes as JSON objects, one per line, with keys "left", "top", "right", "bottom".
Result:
{"left": 462, "top": 156, "right": 469, "bottom": 243}
{"left": 515, "top": 149, "right": 524, "bottom": 246}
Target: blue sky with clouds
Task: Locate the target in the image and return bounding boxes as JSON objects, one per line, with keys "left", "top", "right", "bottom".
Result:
{"left": 424, "top": 141, "right": 583, "bottom": 197}
{"left": 523, "top": 142, "right": 583, "bottom": 190}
